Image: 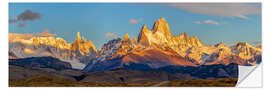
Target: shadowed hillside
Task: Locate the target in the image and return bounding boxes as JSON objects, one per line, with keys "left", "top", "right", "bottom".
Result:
{"left": 9, "top": 75, "right": 237, "bottom": 87}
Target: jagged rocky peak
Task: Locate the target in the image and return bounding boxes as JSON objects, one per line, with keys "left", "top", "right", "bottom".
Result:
{"left": 232, "top": 42, "right": 255, "bottom": 51}
{"left": 131, "top": 36, "right": 137, "bottom": 43}
{"left": 214, "top": 43, "right": 232, "bottom": 59}
{"left": 173, "top": 33, "right": 204, "bottom": 48}
{"left": 72, "top": 32, "right": 80, "bottom": 51}
{"left": 137, "top": 18, "right": 173, "bottom": 46}
{"left": 77, "top": 32, "right": 81, "bottom": 41}
{"left": 173, "top": 32, "right": 190, "bottom": 44}
{"left": 234, "top": 42, "right": 252, "bottom": 48}
{"left": 98, "top": 38, "right": 122, "bottom": 56}
{"left": 101, "top": 38, "right": 122, "bottom": 49}
{"left": 232, "top": 42, "right": 261, "bottom": 60}
{"left": 215, "top": 42, "right": 225, "bottom": 47}
{"left": 189, "top": 36, "right": 204, "bottom": 47}
{"left": 72, "top": 32, "right": 97, "bottom": 55}
{"left": 123, "top": 33, "right": 131, "bottom": 41}
{"left": 88, "top": 40, "right": 98, "bottom": 53}
{"left": 152, "top": 17, "right": 173, "bottom": 39}
{"left": 215, "top": 42, "right": 228, "bottom": 48}
{"left": 137, "top": 18, "right": 205, "bottom": 48}
{"left": 138, "top": 24, "right": 151, "bottom": 46}
{"left": 142, "top": 24, "right": 149, "bottom": 31}
{"left": 179, "top": 32, "right": 189, "bottom": 40}
{"left": 139, "top": 24, "right": 151, "bottom": 34}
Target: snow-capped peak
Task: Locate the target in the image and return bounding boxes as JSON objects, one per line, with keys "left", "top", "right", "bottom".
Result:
{"left": 9, "top": 32, "right": 98, "bottom": 69}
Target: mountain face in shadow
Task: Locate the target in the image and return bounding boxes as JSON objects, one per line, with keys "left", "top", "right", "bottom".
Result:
{"left": 9, "top": 56, "right": 237, "bottom": 83}
{"left": 9, "top": 56, "right": 72, "bottom": 70}
{"left": 9, "top": 58, "right": 198, "bottom": 84}
{"left": 123, "top": 63, "right": 238, "bottom": 79}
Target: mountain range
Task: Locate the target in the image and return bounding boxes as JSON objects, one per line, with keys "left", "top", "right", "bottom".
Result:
{"left": 9, "top": 17, "right": 262, "bottom": 71}
{"left": 9, "top": 32, "right": 97, "bottom": 69}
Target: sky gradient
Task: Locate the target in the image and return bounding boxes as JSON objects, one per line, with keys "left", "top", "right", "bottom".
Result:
{"left": 9, "top": 3, "right": 261, "bottom": 49}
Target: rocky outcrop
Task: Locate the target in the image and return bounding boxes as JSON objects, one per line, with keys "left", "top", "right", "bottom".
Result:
{"left": 137, "top": 18, "right": 173, "bottom": 46}
{"left": 131, "top": 36, "right": 137, "bottom": 44}
{"left": 138, "top": 24, "right": 152, "bottom": 46}
{"left": 72, "top": 32, "right": 97, "bottom": 55}
{"left": 123, "top": 33, "right": 131, "bottom": 41}
{"left": 231, "top": 42, "right": 261, "bottom": 60}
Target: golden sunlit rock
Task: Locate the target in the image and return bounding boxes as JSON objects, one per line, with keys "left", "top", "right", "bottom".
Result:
{"left": 24, "top": 48, "right": 36, "bottom": 54}
{"left": 123, "top": 33, "right": 131, "bottom": 41}
{"left": 131, "top": 36, "right": 137, "bottom": 44}
{"left": 138, "top": 24, "right": 151, "bottom": 46}
{"left": 72, "top": 32, "right": 98, "bottom": 55}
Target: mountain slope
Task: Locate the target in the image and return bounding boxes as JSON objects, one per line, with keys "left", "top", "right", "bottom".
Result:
{"left": 9, "top": 56, "right": 72, "bottom": 70}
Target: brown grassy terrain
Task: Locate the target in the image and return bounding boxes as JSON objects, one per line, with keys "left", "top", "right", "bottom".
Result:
{"left": 9, "top": 75, "right": 160, "bottom": 87}
{"left": 9, "top": 75, "right": 237, "bottom": 87}
{"left": 160, "top": 78, "right": 238, "bottom": 87}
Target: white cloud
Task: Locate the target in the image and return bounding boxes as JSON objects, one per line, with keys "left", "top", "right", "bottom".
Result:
{"left": 194, "top": 19, "right": 220, "bottom": 25}
{"left": 9, "top": 33, "right": 34, "bottom": 41}
{"left": 194, "top": 21, "right": 202, "bottom": 24}
{"left": 105, "top": 32, "right": 118, "bottom": 39}
{"left": 169, "top": 3, "right": 261, "bottom": 19}
{"left": 37, "top": 29, "right": 57, "bottom": 37}
{"left": 9, "top": 29, "right": 57, "bottom": 41}
{"left": 204, "top": 20, "right": 219, "bottom": 25}
{"left": 129, "top": 18, "right": 143, "bottom": 24}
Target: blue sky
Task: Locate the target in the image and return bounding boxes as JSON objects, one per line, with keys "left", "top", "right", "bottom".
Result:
{"left": 9, "top": 3, "right": 261, "bottom": 49}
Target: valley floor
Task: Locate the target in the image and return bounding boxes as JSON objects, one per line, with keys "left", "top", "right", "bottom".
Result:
{"left": 9, "top": 76, "right": 237, "bottom": 87}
